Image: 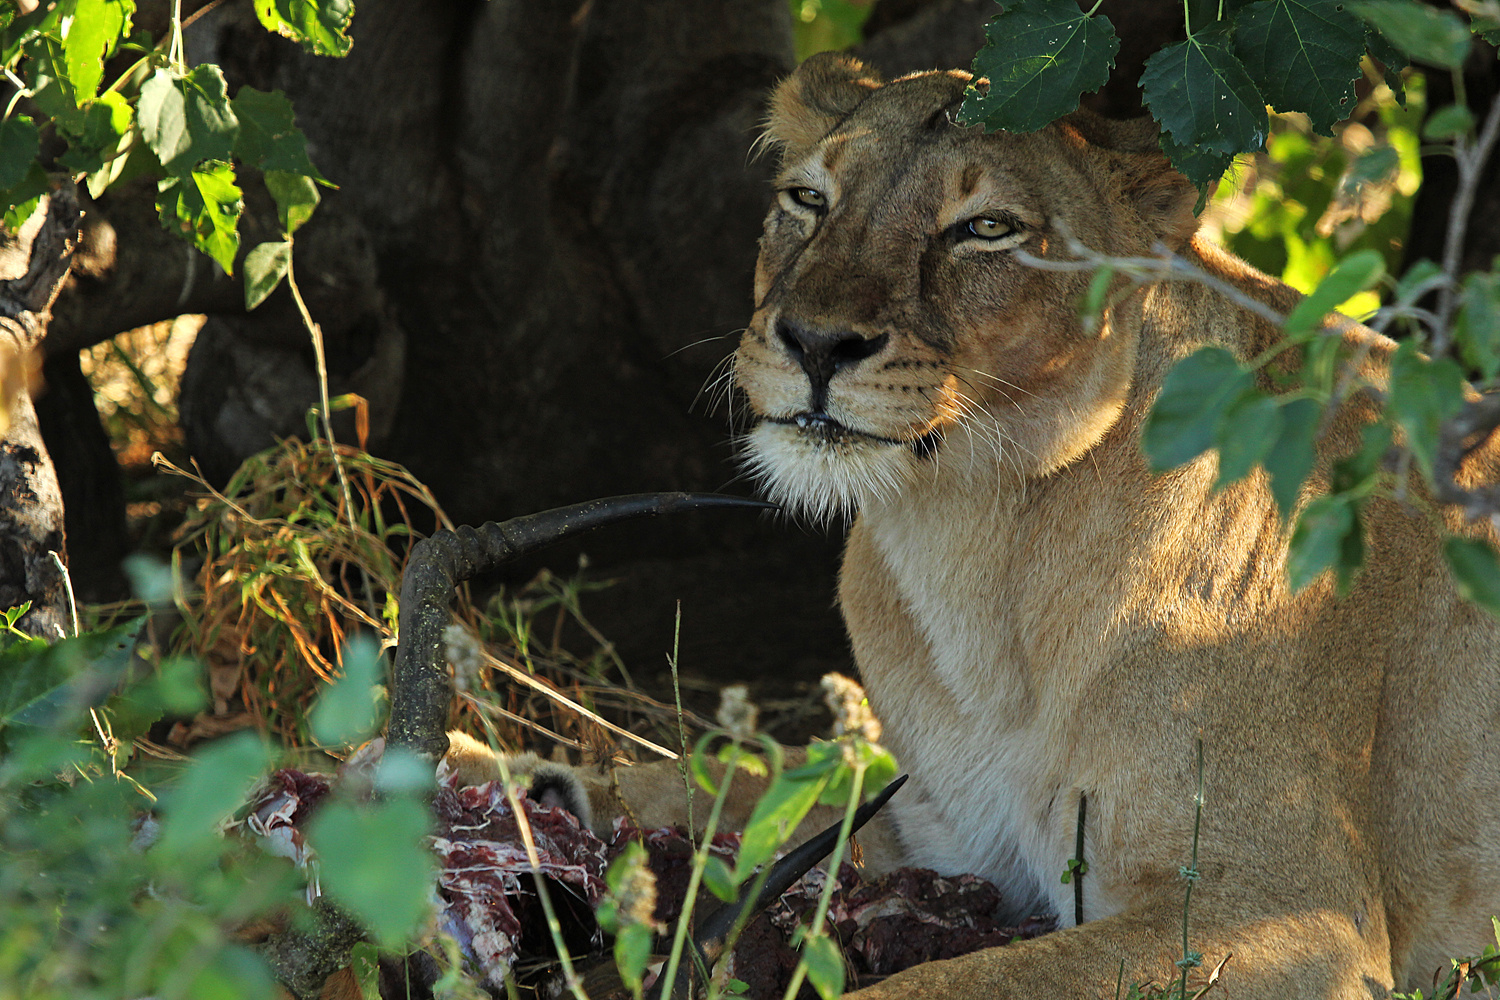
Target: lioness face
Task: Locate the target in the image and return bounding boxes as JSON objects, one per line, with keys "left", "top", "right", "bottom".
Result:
{"left": 734, "top": 57, "right": 1194, "bottom": 522}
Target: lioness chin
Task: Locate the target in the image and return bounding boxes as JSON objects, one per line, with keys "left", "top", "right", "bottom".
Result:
{"left": 452, "top": 54, "right": 1500, "bottom": 1000}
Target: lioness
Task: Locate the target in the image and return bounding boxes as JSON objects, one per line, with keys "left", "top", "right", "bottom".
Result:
{"left": 455, "top": 54, "right": 1500, "bottom": 999}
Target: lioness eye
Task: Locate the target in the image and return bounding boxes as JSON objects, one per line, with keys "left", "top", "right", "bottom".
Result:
{"left": 967, "top": 216, "right": 1012, "bottom": 240}
{"left": 789, "top": 187, "right": 827, "bottom": 210}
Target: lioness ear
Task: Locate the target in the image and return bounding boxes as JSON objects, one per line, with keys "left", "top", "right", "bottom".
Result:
{"left": 1063, "top": 110, "right": 1199, "bottom": 250}
{"left": 764, "top": 52, "right": 883, "bottom": 159}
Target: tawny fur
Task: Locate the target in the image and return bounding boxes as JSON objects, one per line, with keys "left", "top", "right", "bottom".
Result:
{"left": 451, "top": 55, "right": 1500, "bottom": 1000}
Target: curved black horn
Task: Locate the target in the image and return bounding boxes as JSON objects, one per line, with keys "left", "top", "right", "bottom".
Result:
{"left": 388, "top": 493, "right": 776, "bottom": 757}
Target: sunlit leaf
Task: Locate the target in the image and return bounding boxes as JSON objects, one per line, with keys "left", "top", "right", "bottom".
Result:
{"left": 63, "top": 0, "right": 134, "bottom": 101}
{"left": 1284, "top": 249, "right": 1385, "bottom": 339}
{"left": 137, "top": 65, "right": 239, "bottom": 176}
{"left": 156, "top": 160, "right": 243, "bottom": 273}
{"left": 264, "top": 169, "right": 320, "bottom": 234}
{"left": 1233, "top": 0, "right": 1364, "bottom": 135}
{"left": 1445, "top": 537, "right": 1500, "bottom": 618}
{"left": 1350, "top": 2, "right": 1471, "bottom": 69}
{"left": 960, "top": 0, "right": 1118, "bottom": 134}
{"left": 253, "top": 0, "right": 354, "bottom": 57}
{"left": 1144, "top": 347, "right": 1253, "bottom": 471}
{"left": 58, "top": 91, "right": 134, "bottom": 175}
{"left": 734, "top": 757, "right": 833, "bottom": 879}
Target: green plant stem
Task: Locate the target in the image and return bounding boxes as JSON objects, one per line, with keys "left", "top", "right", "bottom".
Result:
{"left": 169, "top": 0, "right": 186, "bottom": 69}
{"left": 661, "top": 743, "right": 742, "bottom": 999}
{"left": 281, "top": 242, "right": 373, "bottom": 621}
{"left": 781, "top": 761, "right": 865, "bottom": 1000}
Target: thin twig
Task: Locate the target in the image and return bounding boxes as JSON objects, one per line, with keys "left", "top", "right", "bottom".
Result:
{"left": 1433, "top": 87, "right": 1500, "bottom": 352}
{"left": 482, "top": 648, "right": 679, "bottom": 760}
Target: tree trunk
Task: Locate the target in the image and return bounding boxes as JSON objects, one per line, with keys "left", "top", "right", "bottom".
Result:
{"left": 0, "top": 185, "right": 80, "bottom": 639}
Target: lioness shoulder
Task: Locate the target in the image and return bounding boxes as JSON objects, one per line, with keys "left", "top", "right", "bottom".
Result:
{"left": 726, "top": 52, "right": 1500, "bottom": 1000}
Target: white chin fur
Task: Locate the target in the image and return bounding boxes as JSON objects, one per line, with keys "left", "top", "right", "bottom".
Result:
{"left": 742, "top": 422, "right": 914, "bottom": 524}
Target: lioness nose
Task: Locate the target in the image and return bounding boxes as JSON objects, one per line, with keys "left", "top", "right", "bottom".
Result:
{"left": 776, "top": 318, "right": 888, "bottom": 400}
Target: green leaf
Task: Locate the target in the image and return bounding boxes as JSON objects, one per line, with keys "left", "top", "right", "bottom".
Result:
{"left": 231, "top": 86, "right": 331, "bottom": 182}
{"left": 1394, "top": 259, "right": 1445, "bottom": 305}
{"left": 309, "top": 635, "right": 384, "bottom": 745}
{"left": 1444, "top": 537, "right": 1500, "bottom": 618}
{"left": 157, "top": 160, "right": 243, "bottom": 273}
{"left": 1159, "top": 131, "right": 1238, "bottom": 194}
{"left": 253, "top": 0, "right": 354, "bottom": 58}
{"left": 63, "top": 0, "right": 133, "bottom": 101}
{"left": 1350, "top": 2, "right": 1471, "bottom": 69}
{"left": 1456, "top": 272, "right": 1500, "bottom": 381}
{"left": 0, "top": 115, "right": 39, "bottom": 190}
{"left": 1214, "top": 390, "right": 1282, "bottom": 488}
{"left": 1264, "top": 397, "right": 1321, "bottom": 519}
{"left": 1422, "top": 104, "right": 1475, "bottom": 141}
{"left": 800, "top": 933, "right": 845, "bottom": 1000}
{"left": 1287, "top": 494, "right": 1358, "bottom": 592}
{"left": 1284, "top": 249, "right": 1385, "bottom": 339}
{"left": 1, "top": 160, "right": 49, "bottom": 233}
{"left": 264, "top": 169, "right": 321, "bottom": 234}
{"left": 308, "top": 798, "right": 436, "bottom": 948}
{"left": 24, "top": 36, "right": 81, "bottom": 127}
{"left": 1345, "top": 143, "right": 1400, "bottom": 195}
{"left": 614, "top": 923, "right": 654, "bottom": 993}
{"left": 1332, "top": 422, "right": 1393, "bottom": 493}
{"left": 244, "top": 240, "right": 292, "bottom": 311}
{"left": 58, "top": 91, "right": 135, "bottom": 175}
{"left": 137, "top": 65, "right": 239, "bottom": 176}
{"left": 1386, "top": 341, "right": 1465, "bottom": 480}
{"left": 155, "top": 732, "right": 272, "bottom": 860}
{"left": 1233, "top": 0, "right": 1364, "bottom": 135}
{"left": 703, "top": 855, "right": 738, "bottom": 902}
{"left": 0, "top": 618, "right": 145, "bottom": 729}
{"left": 1144, "top": 347, "right": 1253, "bottom": 471}
{"left": 734, "top": 757, "right": 834, "bottom": 879}
{"left": 1141, "top": 32, "right": 1269, "bottom": 158}
{"left": 820, "top": 739, "right": 898, "bottom": 806}
{"left": 959, "top": 0, "right": 1118, "bottom": 134}
{"left": 1363, "top": 25, "right": 1407, "bottom": 105}
{"left": 690, "top": 733, "right": 720, "bottom": 795}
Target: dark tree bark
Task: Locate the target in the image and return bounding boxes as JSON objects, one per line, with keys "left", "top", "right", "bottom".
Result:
{"left": 0, "top": 186, "right": 80, "bottom": 639}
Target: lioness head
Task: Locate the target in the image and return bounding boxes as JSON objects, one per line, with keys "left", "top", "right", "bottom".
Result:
{"left": 734, "top": 54, "right": 1198, "bottom": 522}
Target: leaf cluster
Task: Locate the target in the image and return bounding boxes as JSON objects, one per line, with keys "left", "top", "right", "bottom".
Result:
{"left": 0, "top": 0, "right": 347, "bottom": 290}
{"left": 962, "top": 0, "right": 1498, "bottom": 194}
